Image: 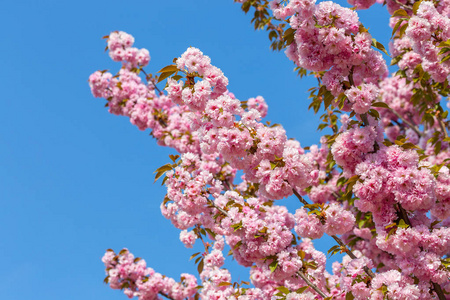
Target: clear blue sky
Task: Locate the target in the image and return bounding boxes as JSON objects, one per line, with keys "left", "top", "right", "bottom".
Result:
{"left": 1, "top": 1, "right": 390, "bottom": 299}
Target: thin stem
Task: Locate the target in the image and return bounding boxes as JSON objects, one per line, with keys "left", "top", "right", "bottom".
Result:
{"left": 390, "top": 109, "right": 422, "bottom": 137}
{"left": 392, "top": 0, "right": 413, "bottom": 10}
{"left": 207, "top": 199, "right": 229, "bottom": 217}
{"left": 331, "top": 235, "right": 375, "bottom": 278}
{"left": 159, "top": 292, "right": 175, "bottom": 300}
{"left": 348, "top": 67, "right": 355, "bottom": 87}
{"left": 141, "top": 68, "right": 163, "bottom": 94}
{"left": 438, "top": 119, "right": 448, "bottom": 139}
{"left": 397, "top": 204, "right": 412, "bottom": 227}
{"left": 292, "top": 189, "right": 309, "bottom": 206}
{"left": 297, "top": 270, "right": 328, "bottom": 298}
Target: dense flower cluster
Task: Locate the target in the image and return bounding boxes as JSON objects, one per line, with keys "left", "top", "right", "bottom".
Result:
{"left": 102, "top": 249, "right": 198, "bottom": 300}
{"left": 89, "top": 0, "right": 450, "bottom": 298}
{"left": 390, "top": 1, "right": 450, "bottom": 83}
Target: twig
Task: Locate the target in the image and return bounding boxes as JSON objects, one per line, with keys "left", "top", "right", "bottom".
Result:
{"left": 361, "top": 114, "right": 370, "bottom": 127}
{"left": 438, "top": 120, "right": 448, "bottom": 139}
{"left": 348, "top": 67, "right": 355, "bottom": 87}
{"left": 392, "top": 0, "right": 413, "bottom": 10}
{"left": 159, "top": 292, "right": 176, "bottom": 300}
{"left": 390, "top": 109, "right": 422, "bottom": 137}
{"left": 141, "top": 68, "right": 163, "bottom": 94}
{"left": 292, "top": 189, "right": 309, "bottom": 206}
{"left": 297, "top": 270, "right": 328, "bottom": 298}
{"left": 207, "top": 199, "right": 229, "bottom": 217}
{"left": 331, "top": 235, "right": 375, "bottom": 278}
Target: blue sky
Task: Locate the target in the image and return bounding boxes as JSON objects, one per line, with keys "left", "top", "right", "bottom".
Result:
{"left": 1, "top": 1, "right": 390, "bottom": 299}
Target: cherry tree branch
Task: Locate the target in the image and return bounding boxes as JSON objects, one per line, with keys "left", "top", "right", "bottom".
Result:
{"left": 159, "top": 292, "right": 175, "bottom": 300}
{"left": 438, "top": 119, "right": 448, "bottom": 139}
{"left": 297, "top": 270, "right": 328, "bottom": 298}
{"left": 389, "top": 109, "right": 422, "bottom": 137}
{"left": 207, "top": 198, "right": 229, "bottom": 217}
{"left": 392, "top": 0, "right": 413, "bottom": 10}
{"left": 140, "top": 68, "right": 163, "bottom": 94}
{"left": 432, "top": 282, "right": 446, "bottom": 300}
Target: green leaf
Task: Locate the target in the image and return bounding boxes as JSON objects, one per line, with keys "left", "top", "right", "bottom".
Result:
{"left": 157, "top": 70, "right": 177, "bottom": 83}
{"left": 218, "top": 282, "right": 232, "bottom": 287}
{"left": 269, "top": 260, "right": 278, "bottom": 273}
{"left": 398, "top": 219, "right": 409, "bottom": 229}
{"left": 346, "top": 291, "right": 355, "bottom": 300}
{"left": 392, "top": 9, "right": 408, "bottom": 17}
{"left": 368, "top": 108, "right": 380, "bottom": 119}
{"left": 276, "top": 286, "right": 290, "bottom": 294}
{"left": 372, "top": 102, "right": 390, "bottom": 109}
{"left": 295, "top": 286, "right": 309, "bottom": 294}
{"left": 441, "top": 55, "right": 450, "bottom": 63}
{"left": 391, "top": 18, "right": 405, "bottom": 37}
{"left": 197, "top": 258, "right": 204, "bottom": 274}
{"left": 327, "top": 245, "right": 340, "bottom": 254}
{"left": 399, "top": 23, "right": 408, "bottom": 38}
{"left": 157, "top": 64, "right": 179, "bottom": 73}
{"left": 412, "top": 0, "right": 423, "bottom": 14}
{"left": 189, "top": 252, "right": 201, "bottom": 260}
{"left": 371, "top": 38, "right": 389, "bottom": 55}
{"left": 233, "top": 240, "right": 242, "bottom": 250}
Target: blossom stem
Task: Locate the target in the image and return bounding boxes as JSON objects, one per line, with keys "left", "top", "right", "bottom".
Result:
{"left": 331, "top": 235, "right": 375, "bottom": 278}
{"left": 159, "top": 292, "right": 175, "bottom": 300}
{"left": 292, "top": 189, "right": 309, "bottom": 206}
{"left": 141, "top": 68, "right": 163, "bottom": 94}
{"left": 389, "top": 109, "right": 422, "bottom": 137}
{"left": 392, "top": 0, "right": 413, "bottom": 10}
{"left": 438, "top": 120, "right": 448, "bottom": 139}
{"left": 297, "top": 270, "right": 328, "bottom": 298}
{"left": 207, "top": 199, "right": 229, "bottom": 217}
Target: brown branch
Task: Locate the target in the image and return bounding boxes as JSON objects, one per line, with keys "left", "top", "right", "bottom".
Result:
{"left": 432, "top": 281, "right": 446, "bottom": 300}
{"left": 159, "top": 292, "right": 175, "bottom": 300}
{"left": 361, "top": 114, "right": 370, "bottom": 127}
{"left": 292, "top": 189, "right": 309, "bottom": 206}
{"left": 207, "top": 199, "right": 229, "bottom": 217}
{"left": 141, "top": 68, "right": 163, "bottom": 94}
{"left": 390, "top": 109, "right": 422, "bottom": 137}
{"left": 297, "top": 270, "right": 328, "bottom": 298}
{"left": 396, "top": 204, "right": 412, "bottom": 227}
{"left": 348, "top": 67, "right": 355, "bottom": 87}
{"left": 392, "top": 0, "right": 413, "bottom": 10}
{"left": 331, "top": 235, "right": 375, "bottom": 278}
{"left": 438, "top": 119, "right": 448, "bottom": 139}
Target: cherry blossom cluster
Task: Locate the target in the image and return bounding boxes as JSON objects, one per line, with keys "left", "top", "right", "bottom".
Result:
{"left": 107, "top": 31, "right": 150, "bottom": 68}
{"left": 280, "top": 0, "right": 387, "bottom": 105}
{"left": 166, "top": 47, "right": 314, "bottom": 200}
{"left": 390, "top": 1, "right": 450, "bottom": 83}
{"left": 89, "top": 0, "right": 450, "bottom": 294}
{"left": 102, "top": 249, "right": 198, "bottom": 300}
